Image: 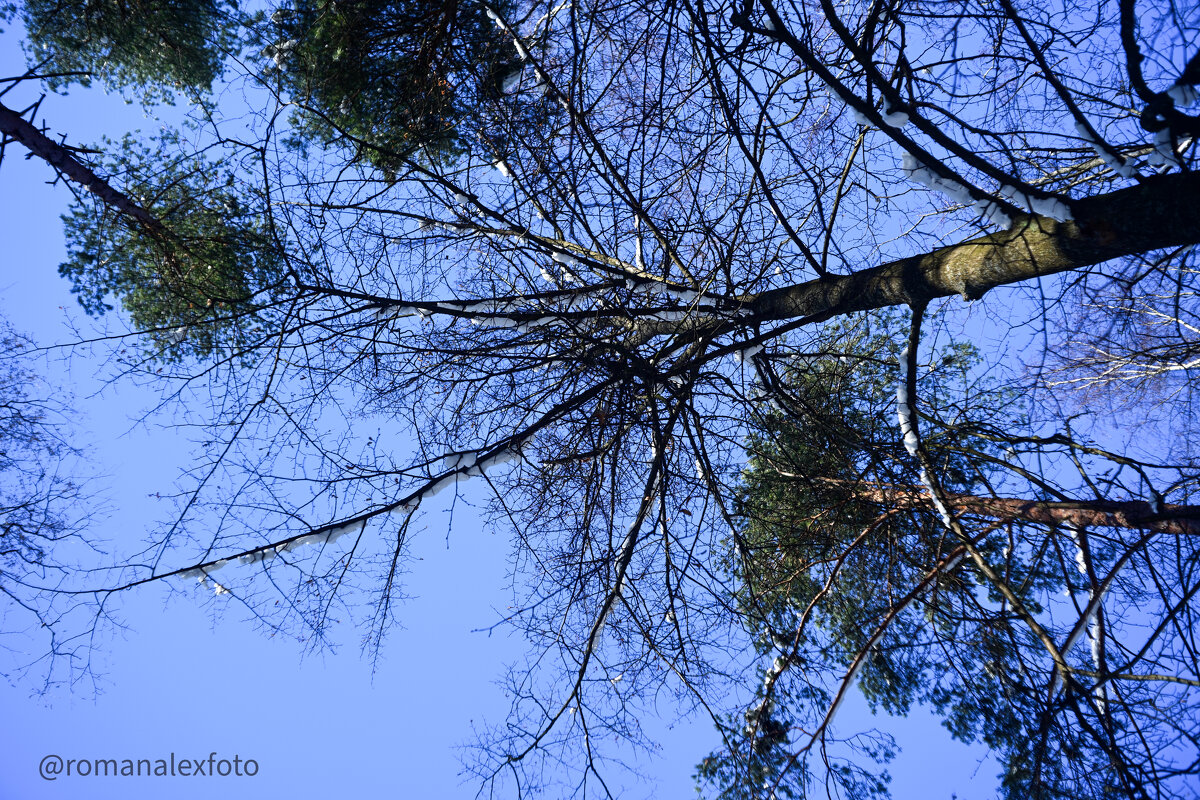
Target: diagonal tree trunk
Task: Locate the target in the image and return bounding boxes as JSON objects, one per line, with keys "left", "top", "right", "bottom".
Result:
{"left": 643, "top": 171, "right": 1200, "bottom": 337}
{"left": 0, "top": 98, "right": 164, "bottom": 237}
{"left": 818, "top": 477, "right": 1200, "bottom": 536}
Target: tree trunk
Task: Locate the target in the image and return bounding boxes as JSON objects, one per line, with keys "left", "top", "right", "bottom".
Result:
{"left": 821, "top": 477, "right": 1200, "bottom": 536}
{"left": 0, "top": 99, "right": 163, "bottom": 236}
{"left": 642, "top": 171, "right": 1200, "bottom": 337}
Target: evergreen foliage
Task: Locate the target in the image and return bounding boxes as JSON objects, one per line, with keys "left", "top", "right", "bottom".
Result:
{"left": 57, "top": 133, "right": 287, "bottom": 359}
{"left": 263, "top": 0, "right": 554, "bottom": 170}
{"left": 18, "top": 0, "right": 238, "bottom": 98}
{"left": 696, "top": 319, "right": 1107, "bottom": 799}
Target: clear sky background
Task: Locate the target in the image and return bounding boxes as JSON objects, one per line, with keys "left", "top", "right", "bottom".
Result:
{"left": 0, "top": 21, "right": 1002, "bottom": 800}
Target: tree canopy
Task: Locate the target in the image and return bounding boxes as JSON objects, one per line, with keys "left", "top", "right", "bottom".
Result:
{"left": 3, "top": 0, "right": 1200, "bottom": 797}
{"left": 17, "top": 0, "right": 238, "bottom": 97}
{"left": 57, "top": 132, "right": 289, "bottom": 358}
{"left": 262, "top": 0, "right": 554, "bottom": 168}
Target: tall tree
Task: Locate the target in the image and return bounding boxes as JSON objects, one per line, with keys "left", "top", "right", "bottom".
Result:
{"left": 4, "top": 0, "right": 1200, "bottom": 797}
{"left": 706, "top": 316, "right": 1186, "bottom": 799}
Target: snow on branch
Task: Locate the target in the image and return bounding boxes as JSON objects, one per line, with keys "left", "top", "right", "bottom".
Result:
{"left": 1073, "top": 121, "right": 1139, "bottom": 179}
{"left": 900, "top": 154, "right": 1011, "bottom": 227}
{"left": 1141, "top": 63, "right": 1199, "bottom": 168}
{"left": 1047, "top": 531, "right": 1154, "bottom": 702}
{"left": 375, "top": 294, "right": 563, "bottom": 331}
{"left": 596, "top": 521, "right": 638, "bottom": 632}
{"left": 483, "top": 5, "right": 510, "bottom": 32}
{"left": 782, "top": 48, "right": 1043, "bottom": 223}
{"left": 899, "top": 151, "right": 1072, "bottom": 225}
{"left": 173, "top": 518, "right": 369, "bottom": 594}
{"left": 896, "top": 337, "right": 954, "bottom": 529}
{"left": 732, "top": 343, "right": 763, "bottom": 364}
{"left": 881, "top": 101, "right": 910, "bottom": 129}
{"left": 168, "top": 437, "right": 539, "bottom": 592}
{"left": 1147, "top": 129, "right": 1184, "bottom": 168}
{"left": 530, "top": 0, "right": 571, "bottom": 34}
{"left": 895, "top": 345, "right": 920, "bottom": 458}
{"left": 1066, "top": 524, "right": 1108, "bottom": 713}
{"left": 418, "top": 441, "right": 533, "bottom": 502}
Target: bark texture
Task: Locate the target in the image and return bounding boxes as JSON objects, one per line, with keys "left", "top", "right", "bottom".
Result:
{"left": 638, "top": 171, "right": 1200, "bottom": 340}
{"left": 827, "top": 479, "right": 1200, "bottom": 536}
{"left": 0, "top": 99, "right": 163, "bottom": 236}
{"left": 754, "top": 171, "right": 1200, "bottom": 319}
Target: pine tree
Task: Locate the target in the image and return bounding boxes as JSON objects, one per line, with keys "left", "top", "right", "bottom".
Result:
{"left": 263, "top": 0, "right": 558, "bottom": 170}
{"left": 17, "top": 0, "right": 238, "bottom": 98}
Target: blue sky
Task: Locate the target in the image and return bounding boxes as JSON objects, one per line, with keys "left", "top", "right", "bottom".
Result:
{"left": 0, "top": 44, "right": 712, "bottom": 798}
{"left": 0, "top": 21, "right": 1007, "bottom": 800}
